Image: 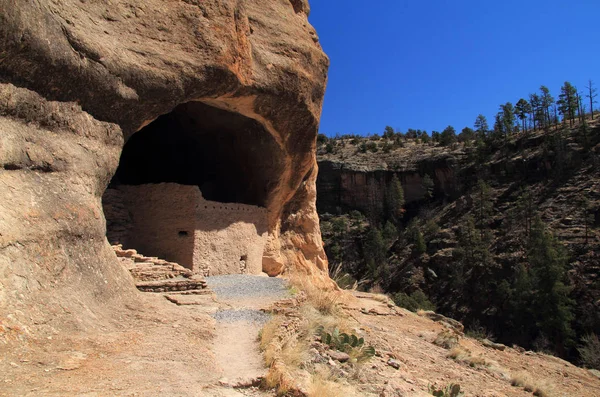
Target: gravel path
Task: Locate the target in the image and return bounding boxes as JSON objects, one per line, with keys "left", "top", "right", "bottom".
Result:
{"left": 206, "top": 275, "right": 289, "bottom": 324}
{"left": 213, "top": 309, "right": 271, "bottom": 324}
{"left": 205, "top": 274, "right": 288, "bottom": 300}
{"left": 205, "top": 275, "right": 288, "bottom": 391}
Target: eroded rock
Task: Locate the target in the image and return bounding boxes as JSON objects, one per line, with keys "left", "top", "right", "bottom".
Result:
{"left": 0, "top": 0, "right": 331, "bottom": 344}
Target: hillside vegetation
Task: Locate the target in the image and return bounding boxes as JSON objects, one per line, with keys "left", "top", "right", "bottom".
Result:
{"left": 316, "top": 83, "right": 600, "bottom": 367}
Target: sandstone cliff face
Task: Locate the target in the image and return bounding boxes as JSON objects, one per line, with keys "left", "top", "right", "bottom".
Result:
{"left": 317, "top": 144, "right": 463, "bottom": 214}
{"left": 0, "top": 0, "right": 330, "bottom": 341}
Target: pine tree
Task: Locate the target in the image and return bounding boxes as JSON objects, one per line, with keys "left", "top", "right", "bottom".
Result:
{"left": 581, "top": 196, "right": 593, "bottom": 245}
{"left": 515, "top": 98, "right": 532, "bottom": 133}
{"left": 459, "top": 127, "right": 475, "bottom": 142}
{"left": 527, "top": 216, "right": 575, "bottom": 354}
{"left": 452, "top": 215, "right": 495, "bottom": 316}
{"left": 515, "top": 189, "right": 535, "bottom": 236}
{"left": 384, "top": 174, "right": 405, "bottom": 224}
{"left": 422, "top": 174, "right": 434, "bottom": 199}
{"left": 474, "top": 114, "right": 489, "bottom": 138}
{"left": 529, "top": 93, "right": 541, "bottom": 130}
{"left": 364, "top": 226, "right": 387, "bottom": 280}
{"left": 406, "top": 220, "right": 426, "bottom": 255}
{"left": 383, "top": 126, "right": 395, "bottom": 139}
{"left": 558, "top": 82, "right": 578, "bottom": 127}
{"left": 501, "top": 102, "right": 516, "bottom": 136}
{"left": 382, "top": 221, "right": 398, "bottom": 245}
{"left": 586, "top": 79, "right": 598, "bottom": 120}
{"left": 439, "top": 125, "right": 457, "bottom": 146}
{"left": 540, "top": 86, "right": 555, "bottom": 128}
{"left": 475, "top": 180, "right": 493, "bottom": 237}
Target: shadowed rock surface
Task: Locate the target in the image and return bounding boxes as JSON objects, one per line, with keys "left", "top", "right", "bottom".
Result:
{"left": 0, "top": 0, "right": 331, "bottom": 378}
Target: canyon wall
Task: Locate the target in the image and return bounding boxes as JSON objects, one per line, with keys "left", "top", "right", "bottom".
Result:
{"left": 0, "top": 0, "right": 330, "bottom": 342}
{"left": 317, "top": 152, "right": 462, "bottom": 215}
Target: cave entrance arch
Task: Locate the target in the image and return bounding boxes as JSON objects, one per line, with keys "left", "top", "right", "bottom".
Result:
{"left": 102, "top": 101, "right": 283, "bottom": 276}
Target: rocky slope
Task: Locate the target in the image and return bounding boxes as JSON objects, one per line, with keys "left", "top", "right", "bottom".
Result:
{"left": 0, "top": 0, "right": 329, "bottom": 365}
{"left": 316, "top": 121, "right": 600, "bottom": 360}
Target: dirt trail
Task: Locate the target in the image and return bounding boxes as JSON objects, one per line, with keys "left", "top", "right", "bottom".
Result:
{"left": 203, "top": 275, "right": 289, "bottom": 396}
{"left": 0, "top": 274, "right": 287, "bottom": 396}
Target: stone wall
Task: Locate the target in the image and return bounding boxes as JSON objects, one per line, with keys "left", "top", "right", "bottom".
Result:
{"left": 194, "top": 201, "right": 268, "bottom": 276}
{"left": 103, "top": 183, "right": 268, "bottom": 275}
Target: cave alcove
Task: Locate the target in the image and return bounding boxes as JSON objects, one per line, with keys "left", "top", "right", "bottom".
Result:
{"left": 102, "top": 101, "right": 282, "bottom": 274}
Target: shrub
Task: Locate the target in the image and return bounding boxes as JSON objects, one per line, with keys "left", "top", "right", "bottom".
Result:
{"left": 578, "top": 333, "right": 600, "bottom": 369}
{"left": 366, "top": 141, "right": 378, "bottom": 153}
{"left": 349, "top": 210, "right": 364, "bottom": 220}
{"left": 317, "top": 133, "right": 328, "bottom": 144}
{"left": 393, "top": 290, "right": 435, "bottom": 312}
{"left": 428, "top": 383, "right": 464, "bottom": 397}
{"left": 382, "top": 142, "right": 393, "bottom": 153}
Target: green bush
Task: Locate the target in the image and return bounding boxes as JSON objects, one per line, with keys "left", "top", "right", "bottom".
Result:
{"left": 393, "top": 290, "right": 436, "bottom": 312}
{"left": 366, "top": 141, "right": 378, "bottom": 153}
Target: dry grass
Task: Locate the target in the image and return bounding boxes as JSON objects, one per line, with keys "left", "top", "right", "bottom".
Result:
{"left": 308, "top": 365, "right": 356, "bottom": 397}
{"left": 301, "top": 304, "right": 350, "bottom": 337}
{"left": 263, "top": 369, "right": 292, "bottom": 396}
{"left": 287, "top": 272, "right": 342, "bottom": 315}
{"left": 447, "top": 346, "right": 490, "bottom": 368}
{"left": 434, "top": 330, "right": 459, "bottom": 349}
{"left": 510, "top": 371, "right": 554, "bottom": 396}
{"left": 260, "top": 316, "right": 282, "bottom": 367}
{"left": 259, "top": 273, "right": 361, "bottom": 396}
{"left": 369, "top": 293, "right": 395, "bottom": 305}
{"left": 280, "top": 339, "right": 309, "bottom": 368}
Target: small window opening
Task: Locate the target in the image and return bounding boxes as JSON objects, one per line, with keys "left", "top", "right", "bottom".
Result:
{"left": 178, "top": 231, "right": 189, "bottom": 237}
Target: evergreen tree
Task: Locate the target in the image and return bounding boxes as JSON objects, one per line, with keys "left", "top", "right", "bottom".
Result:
{"left": 459, "top": 127, "right": 475, "bottom": 142}
{"left": 384, "top": 174, "right": 405, "bottom": 224}
{"left": 422, "top": 174, "right": 435, "bottom": 199}
{"left": 515, "top": 189, "right": 535, "bottom": 236}
{"left": 501, "top": 102, "right": 516, "bottom": 135}
{"left": 586, "top": 79, "right": 598, "bottom": 120}
{"left": 439, "top": 125, "right": 457, "bottom": 146}
{"left": 515, "top": 98, "right": 532, "bottom": 133}
{"left": 527, "top": 217, "right": 575, "bottom": 354}
{"left": 578, "top": 91, "right": 586, "bottom": 123}
{"left": 431, "top": 131, "right": 441, "bottom": 143}
{"left": 581, "top": 196, "right": 593, "bottom": 245}
{"left": 475, "top": 180, "right": 493, "bottom": 237}
{"left": 383, "top": 126, "right": 395, "bottom": 139}
{"left": 474, "top": 114, "right": 489, "bottom": 138}
{"left": 558, "top": 82, "right": 578, "bottom": 126}
{"left": 364, "top": 226, "right": 388, "bottom": 281}
{"left": 452, "top": 215, "right": 495, "bottom": 316}
{"left": 406, "top": 220, "right": 426, "bottom": 255}
{"left": 382, "top": 221, "right": 398, "bottom": 245}
{"left": 540, "top": 86, "right": 555, "bottom": 128}
{"left": 529, "top": 93, "right": 541, "bottom": 130}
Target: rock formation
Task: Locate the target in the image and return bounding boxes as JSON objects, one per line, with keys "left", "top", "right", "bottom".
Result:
{"left": 317, "top": 143, "right": 463, "bottom": 214}
{"left": 0, "top": 0, "right": 330, "bottom": 343}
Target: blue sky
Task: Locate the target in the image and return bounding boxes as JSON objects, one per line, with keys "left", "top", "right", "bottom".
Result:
{"left": 308, "top": 0, "right": 600, "bottom": 137}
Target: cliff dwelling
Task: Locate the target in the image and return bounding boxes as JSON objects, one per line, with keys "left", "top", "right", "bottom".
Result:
{"left": 102, "top": 101, "right": 283, "bottom": 276}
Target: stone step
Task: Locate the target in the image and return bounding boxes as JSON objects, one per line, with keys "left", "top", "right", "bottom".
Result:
{"left": 135, "top": 277, "right": 207, "bottom": 293}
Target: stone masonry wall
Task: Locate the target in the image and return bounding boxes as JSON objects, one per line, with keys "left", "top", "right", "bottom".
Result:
{"left": 103, "top": 183, "right": 268, "bottom": 275}
{"left": 194, "top": 201, "right": 268, "bottom": 276}
{"left": 114, "top": 184, "right": 199, "bottom": 269}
